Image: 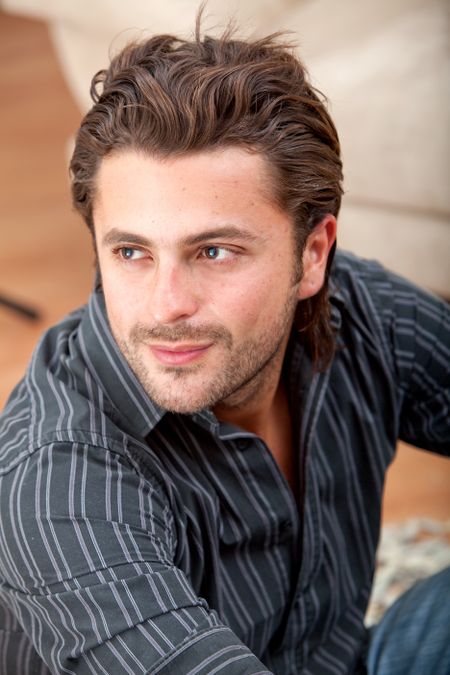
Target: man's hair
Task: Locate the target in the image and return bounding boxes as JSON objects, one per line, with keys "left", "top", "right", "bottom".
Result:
{"left": 70, "top": 22, "right": 343, "bottom": 369}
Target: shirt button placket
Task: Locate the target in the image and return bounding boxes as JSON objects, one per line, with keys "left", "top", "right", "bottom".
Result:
{"left": 235, "top": 438, "right": 251, "bottom": 451}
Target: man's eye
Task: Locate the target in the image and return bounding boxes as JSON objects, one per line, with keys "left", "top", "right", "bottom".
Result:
{"left": 202, "top": 246, "right": 232, "bottom": 261}
{"left": 117, "top": 247, "right": 146, "bottom": 261}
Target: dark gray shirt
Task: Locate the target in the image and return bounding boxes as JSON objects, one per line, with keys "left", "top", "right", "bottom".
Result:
{"left": 0, "top": 251, "right": 449, "bottom": 674}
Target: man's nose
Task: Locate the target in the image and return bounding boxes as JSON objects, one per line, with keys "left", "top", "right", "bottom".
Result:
{"left": 150, "top": 262, "right": 200, "bottom": 325}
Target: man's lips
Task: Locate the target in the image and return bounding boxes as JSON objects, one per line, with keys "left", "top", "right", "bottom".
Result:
{"left": 149, "top": 343, "right": 212, "bottom": 366}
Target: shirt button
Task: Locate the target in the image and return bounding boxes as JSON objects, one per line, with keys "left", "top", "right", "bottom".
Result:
{"left": 279, "top": 520, "right": 293, "bottom": 541}
{"left": 236, "top": 439, "right": 250, "bottom": 451}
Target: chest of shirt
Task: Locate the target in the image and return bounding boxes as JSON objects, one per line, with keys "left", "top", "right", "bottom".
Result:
{"left": 141, "top": 362, "right": 396, "bottom": 662}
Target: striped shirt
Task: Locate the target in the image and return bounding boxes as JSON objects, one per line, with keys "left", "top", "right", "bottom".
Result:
{"left": 0, "top": 250, "right": 449, "bottom": 675}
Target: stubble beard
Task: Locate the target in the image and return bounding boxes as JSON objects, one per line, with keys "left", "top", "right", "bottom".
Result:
{"left": 114, "top": 290, "right": 299, "bottom": 415}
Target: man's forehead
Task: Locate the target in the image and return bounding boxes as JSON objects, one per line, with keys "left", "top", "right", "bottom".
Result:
{"left": 94, "top": 147, "right": 277, "bottom": 201}
{"left": 92, "top": 147, "right": 290, "bottom": 241}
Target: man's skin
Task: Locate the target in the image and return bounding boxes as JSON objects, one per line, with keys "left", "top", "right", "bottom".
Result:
{"left": 94, "top": 146, "right": 336, "bottom": 493}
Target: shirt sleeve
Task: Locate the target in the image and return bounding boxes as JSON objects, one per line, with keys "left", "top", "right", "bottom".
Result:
{"left": 368, "top": 264, "right": 450, "bottom": 456}
{"left": 0, "top": 441, "right": 272, "bottom": 674}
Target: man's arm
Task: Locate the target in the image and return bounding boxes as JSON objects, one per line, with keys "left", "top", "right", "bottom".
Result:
{"left": 0, "top": 441, "right": 272, "bottom": 674}
{"left": 369, "top": 263, "right": 450, "bottom": 455}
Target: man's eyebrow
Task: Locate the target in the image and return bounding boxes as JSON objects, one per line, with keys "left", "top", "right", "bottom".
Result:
{"left": 101, "top": 226, "right": 261, "bottom": 248}
{"left": 183, "top": 226, "right": 261, "bottom": 246}
{"left": 102, "top": 229, "right": 152, "bottom": 248}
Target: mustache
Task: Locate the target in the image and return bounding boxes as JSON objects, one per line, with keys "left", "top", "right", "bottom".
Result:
{"left": 130, "top": 322, "right": 233, "bottom": 346}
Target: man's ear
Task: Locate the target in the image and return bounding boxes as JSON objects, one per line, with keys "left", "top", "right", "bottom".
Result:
{"left": 297, "top": 214, "right": 337, "bottom": 300}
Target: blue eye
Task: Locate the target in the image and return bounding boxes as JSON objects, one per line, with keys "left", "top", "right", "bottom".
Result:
{"left": 205, "top": 246, "right": 220, "bottom": 259}
{"left": 201, "top": 246, "right": 234, "bottom": 262}
{"left": 118, "top": 247, "right": 146, "bottom": 261}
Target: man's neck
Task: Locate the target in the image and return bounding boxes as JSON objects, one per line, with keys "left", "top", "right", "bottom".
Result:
{"left": 213, "top": 376, "right": 283, "bottom": 438}
{"left": 212, "top": 335, "right": 286, "bottom": 435}
{"left": 215, "top": 378, "right": 296, "bottom": 494}
{"left": 212, "top": 338, "right": 297, "bottom": 495}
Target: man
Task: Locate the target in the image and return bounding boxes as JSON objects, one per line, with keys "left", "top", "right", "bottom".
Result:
{"left": 0, "top": 23, "right": 449, "bottom": 675}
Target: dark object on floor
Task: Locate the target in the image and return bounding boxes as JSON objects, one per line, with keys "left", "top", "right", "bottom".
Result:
{"left": 0, "top": 293, "right": 40, "bottom": 321}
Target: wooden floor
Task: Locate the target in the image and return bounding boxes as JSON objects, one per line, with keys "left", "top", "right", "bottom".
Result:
{"left": 0, "top": 10, "right": 449, "bottom": 524}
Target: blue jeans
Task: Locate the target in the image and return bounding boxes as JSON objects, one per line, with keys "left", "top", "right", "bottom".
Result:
{"left": 366, "top": 566, "right": 450, "bottom": 675}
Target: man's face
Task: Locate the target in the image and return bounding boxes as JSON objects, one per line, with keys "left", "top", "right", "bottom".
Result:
{"left": 94, "top": 147, "right": 307, "bottom": 414}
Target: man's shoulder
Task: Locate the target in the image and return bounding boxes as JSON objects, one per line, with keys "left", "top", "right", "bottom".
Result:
{"left": 332, "top": 249, "right": 391, "bottom": 291}
{"left": 329, "top": 250, "right": 450, "bottom": 374}
{"left": 0, "top": 303, "right": 114, "bottom": 474}
{"left": 331, "top": 248, "right": 446, "bottom": 316}
{"left": 0, "top": 294, "right": 167, "bottom": 483}
{"left": 329, "top": 249, "right": 396, "bottom": 328}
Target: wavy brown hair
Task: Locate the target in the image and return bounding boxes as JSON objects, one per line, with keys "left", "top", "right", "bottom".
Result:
{"left": 70, "top": 22, "right": 343, "bottom": 370}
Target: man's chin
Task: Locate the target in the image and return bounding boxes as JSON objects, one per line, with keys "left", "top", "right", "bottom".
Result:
{"left": 123, "top": 353, "right": 217, "bottom": 414}
{"left": 141, "top": 378, "right": 217, "bottom": 415}
{"left": 148, "top": 393, "right": 212, "bottom": 415}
